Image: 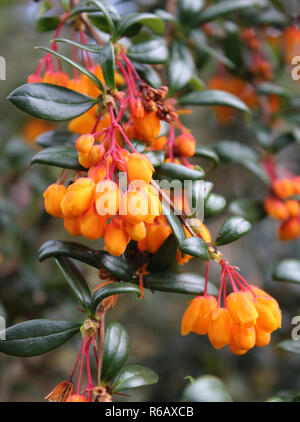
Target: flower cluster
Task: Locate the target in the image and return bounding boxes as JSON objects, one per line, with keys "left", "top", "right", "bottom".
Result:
{"left": 182, "top": 258, "right": 281, "bottom": 355}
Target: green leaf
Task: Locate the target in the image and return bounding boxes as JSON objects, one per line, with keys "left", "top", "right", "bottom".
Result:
{"left": 195, "top": 0, "right": 260, "bottom": 25}
{"left": 38, "top": 241, "right": 135, "bottom": 281}
{"left": 111, "top": 365, "right": 158, "bottom": 393}
{"left": 144, "top": 150, "right": 165, "bottom": 167}
{"left": 147, "top": 235, "right": 178, "bottom": 272}
{"left": 36, "top": 130, "right": 77, "bottom": 148}
{"left": 0, "top": 320, "right": 80, "bottom": 357}
{"left": 89, "top": 0, "right": 115, "bottom": 35}
{"left": 142, "top": 271, "right": 218, "bottom": 296}
{"left": 124, "top": 139, "right": 146, "bottom": 153}
{"left": 277, "top": 340, "right": 300, "bottom": 354}
{"left": 257, "top": 82, "right": 290, "bottom": 98}
{"left": 155, "top": 163, "right": 205, "bottom": 180}
{"left": 161, "top": 201, "right": 186, "bottom": 245}
{"left": 213, "top": 141, "right": 270, "bottom": 185}
{"left": 273, "top": 259, "right": 300, "bottom": 284}
{"left": 53, "top": 38, "right": 102, "bottom": 55}
{"left": 36, "top": 47, "right": 105, "bottom": 91}
{"left": 204, "top": 193, "right": 226, "bottom": 218}
{"left": 127, "top": 37, "right": 168, "bottom": 64}
{"left": 100, "top": 42, "right": 116, "bottom": 90}
{"left": 222, "top": 22, "right": 244, "bottom": 69}
{"left": 195, "top": 145, "right": 219, "bottom": 165}
{"left": 90, "top": 282, "right": 141, "bottom": 315}
{"left": 178, "top": 90, "right": 251, "bottom": 115}
{"left": 182, "top": 375, "right": 233, "bottom": 402}
{"left": 133, "top": 62, "right": 162, "bottom": 88}
{"left": 54, "top": 257, "right": 92, "bottom": 312}
{"left": 8, "top": 83, "right": 97, "bottom": 122}
{"left": 215, "top": 216, "right": 252, "bottom": 246}
{"left": 178, "top": 0, "right": 204, "bottom": 25}
{"left": 179, "top": 236, "right": 209, "bottom": 261}
{"left": 102, "top": 321, "right": 129, "bottom": 383}
{"left": 31, "top": 145, "right": 84, "bottom": 170}
{"left": 168, "top": 42, "right": 195, "bottom": 93}
{"left": 116, "top": 13, "right": 164, "bottom": 38}
{"left": 36, "top": 16, "right": 60, "bottom": 32}
{"left": 229, "top": 198, "right": 266, "bottom": 222}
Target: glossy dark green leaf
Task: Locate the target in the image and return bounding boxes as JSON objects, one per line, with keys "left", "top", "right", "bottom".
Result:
{"left": 195, "top": 145, "right": 219, "bottom": 165}
{"left": 257, "top": 82, "right": 290, "bottom": 98}
{"left": 277, "top": 340, "right": 300, "bottom": 354}
{"left": 54, "top": 257, "right": 92, "bottom": 311}
{"left": 53, "top": 38, "right": 102, "bottom": 54}
{"left": 215, "top": 216, "right": 252, "bottom": 246}
{"left": 213, "top": 141, "right": 270, "bottom": 185}
{"left": 156, "top": 163, "right": 205, "bottom": 181}
{"left": 31, "top": 145, "right": 84, "bottom": 170}
{"left": 178, "top": 90, "right": 250, "bottom": 115}
{"left": 100, "top": 42, "right": 116, "bottom": 90}
{"left": 179, "top": 237, "right": 209, "bottom": 261}
{"left": 195, "top": 0, "right": 260, "bottom": 25}
{"left": 116, "top": 13, "right": 164, "bottom": 38}
{"left": 102, "top": 321, "right": 130, "bottom": 383}
{"left": 127, "top": 37, "right": 168, "bottom": 64}
{"left": 38, "top": 240, "right": 100, "bottom": 268}
{"left": 229, "top": 198, "right": 266, "bottom": 223}
{"left": 222, "top": 22, "right": 244, "bottom": 69}
{"left": 36, "top": 130, "right": 77, "bottom": 148}
{"left": 91, "top": 282, "right": 141, "bottom": 315}
{"left": 182, "top": 376, "right": 233, "bottom": 402}
{"left": 36, "top": 16, "right": 60, "bottom": 32}
{"left": 142, "top": 271, "right": 218, "bottom": 296}
{"left": 111, "top": 365, "right": 158, "bottom": 392}
{"left": 161, "top": 201, "right": 186, "bottom": 245}
{"left": 204, "top": 193, "right": 226, "bottom": 218}
{"left": 38, "top": 241, "right": 135, "bottom": 281}
{"left": 0, "top": 320, "right": 80, "bottom": 357}
{"left": 88, "top": 13, "right": 119, "bottom": 34}
{"left": 147, "top": 235, "right": 177, "bottom": 272}
{"left": 8, "top": 83, "right": 97, "bottom": 122}
{"left": 133, "top": 62, "right": 162, "bottom": 88}
{"left": 168, "top": 42, "right": 195, "bottom": 93}
{"left": 89, "top": 0, "right": 115, "bottom": 35}
{"left": 178, "top": 0, "right": 204, "bottom": 25}
{"left": 36, "top": 47, "right": 105, "bottom": 91}
{"left": 124, "top": 139, "right": 146, "bottom": 153}
{"left": 273, "top": 259, "right": 300, "bottom": 284}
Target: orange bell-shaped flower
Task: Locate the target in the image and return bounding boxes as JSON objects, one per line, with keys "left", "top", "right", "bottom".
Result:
{"left": 43, "top": 183, "right": 67, "bottom": 218}
{"left": 208, "top": 308, "right": 232, "bottom": 349}
{"left": 227, "top": 291, "right": 258, "bottom": 328}
{"left": 61, "top": 178, "right": 95, "bottom": 219}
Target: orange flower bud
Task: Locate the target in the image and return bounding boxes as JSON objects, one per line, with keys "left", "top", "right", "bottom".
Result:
{"left": 264, "top": 197, "right": 289, "bottom": 220}
{"left": 152, "top": 136, "right": 167, "bottom": 151}
{"left": 78, "top": 151, "right": 93, "bottom": 168}
{"left": 120, "top": 190, "right": 149, "bottom": 224}
{"left": 66, "top": 394, "right": 88, "bottom": 402}
{"left": 284, "top": 25, "right": 300, "bottom": 63}
{"left": 181, "top": 298, "right": 201, "bottom": 336}
{"left": 45, "top": 380, "right": 75, "bottom": 402}
{"left": 116, "top": 148, "right": 130, "bottom": 172}
{"left": 127, "top": 153, "right": 154, "bottom": 184}
{"left": 208, "top": 308, "right": 232, "bottom": 349}
{"left": 88, "top": 144, "right": 106, "bottom": 165}
{"left": 43, "top": 184, "right": 67, "bottom": 218}
{"left": 132, "top": 111, "right": 161, "bottom": 143}
{"left": 278, "top": 217, "right": 300, "bottom": 241}
{"left": 255, "top": 324, "right": 271, "bottom": 347}
{"left": 64, "top": 217, "right": 82, "bottom": 236}
{"left": 191, "top": 296, "right": 218, "bottom": 335}
{"left": 80, "top": 205, "right": 106, "bottom": 239}
{"left": 61, "top": 178, "right": 95, "bottom": 219}
{"left": 88, "top": 165, "right": 107, "bottom": 184}
{"left": 228, "top": 338, "right": 248, "bottom": 355}
{"left": 175, "top": 133, "right": 196, "bottom": 157}
{"left": 75, "top": 134, "right": 95, "bottom": 153}
{"left": 254, "top": 296, "right": 282, "bottom": 332}
{"left": 293, "top": 176, "right": 300, "bottom": 194}
{"left": 231, "top": 324, "right": 256, "bottom": 350}
{"left": 95, "top": 180, "right": 120, "bottom": 217}
{"left": 285, "top": 199, "right": 300, "bottom": 217}
{"left": 124, "top": 221, "right": 147, "bottom": 241}
{"left": 227, "top": 291, "right": 258, "bottom": 328}
{"left": 145, "top": 221, "right": 172, "bottom": 253}
{"left": 104, "top": 218, "right": 129, "bottom": 256}
{"left": 272, "top": 178, "right": 294, "bottom": 199}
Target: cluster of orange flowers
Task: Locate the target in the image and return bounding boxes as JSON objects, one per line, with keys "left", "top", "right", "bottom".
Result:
{"left": 182, "top": 260, "right": 281, "bottom": 355}
{"left": 264, "top": 177, "right": 300, "bottom": 241}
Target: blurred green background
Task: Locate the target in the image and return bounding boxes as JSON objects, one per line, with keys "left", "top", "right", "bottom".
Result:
{"left": 0, "top": 0, "right": 300, "bottom": 402}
